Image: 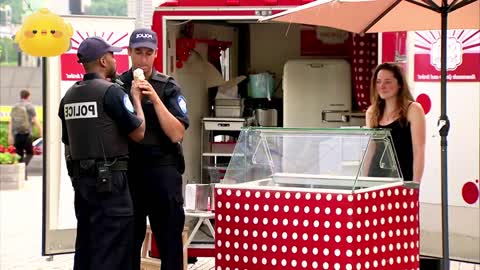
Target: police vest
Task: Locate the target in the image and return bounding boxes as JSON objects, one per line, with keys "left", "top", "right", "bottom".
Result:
{"left": 63, "top": 79, "right": 129, "bottom": 160}
{"left": 119, "top": 70, "right": 178, "bottom": 157}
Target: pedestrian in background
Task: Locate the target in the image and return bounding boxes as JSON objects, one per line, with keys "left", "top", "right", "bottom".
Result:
{"left": 58, "top": 36, "right": 146, "bottom": 270}
{"left": 8, "top": 89, "right": 42, "bottom": 169}
{"left": 118, "top": 28, "right": 189, "bottom": 270}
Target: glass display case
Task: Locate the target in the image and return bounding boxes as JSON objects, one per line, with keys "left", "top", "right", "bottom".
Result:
{"left": 214, "top": 128, "right": 420, "bottom": 270}
{"left": 222, "top": 127, "right": 404, "bottom": 191}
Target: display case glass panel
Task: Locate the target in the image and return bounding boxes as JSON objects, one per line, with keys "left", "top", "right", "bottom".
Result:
{"left": 222, "top": 128, "right": 403, "bottom": 191}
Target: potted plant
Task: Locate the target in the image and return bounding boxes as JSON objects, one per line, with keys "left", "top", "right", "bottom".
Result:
{"left": 0, "top": 145, "right": 25, "bottom": 190}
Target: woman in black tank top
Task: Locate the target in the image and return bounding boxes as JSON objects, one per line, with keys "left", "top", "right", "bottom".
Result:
{"left": 365, "top": 63, "right": 426, "bottom": 183}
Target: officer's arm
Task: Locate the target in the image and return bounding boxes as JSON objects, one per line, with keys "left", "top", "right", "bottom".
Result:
{"left": 103, "top": 85, "right": 145, "bottom": 142}
{"left": 138, "top": 80, "right": 186, "bottom": 143}
{"left": 58, "top": 99, "right": 69, "bottom": 145}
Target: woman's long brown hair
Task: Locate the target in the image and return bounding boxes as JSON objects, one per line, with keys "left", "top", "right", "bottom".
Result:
{"left": 369, "top": 63, "right": 414, "bottom": 127}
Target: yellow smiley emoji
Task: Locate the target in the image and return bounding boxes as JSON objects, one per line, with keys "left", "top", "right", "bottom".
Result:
{"left": 14, "top": 8, "right": 73, "bottom": 57}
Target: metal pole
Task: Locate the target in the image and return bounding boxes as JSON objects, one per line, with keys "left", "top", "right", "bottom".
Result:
{"left": 439, "top": 5, "right": 450, "bottom": 270}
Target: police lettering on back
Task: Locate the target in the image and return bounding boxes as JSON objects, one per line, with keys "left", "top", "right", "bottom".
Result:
{"left": 64, "top": 101, "right": 98, "bottom": 120}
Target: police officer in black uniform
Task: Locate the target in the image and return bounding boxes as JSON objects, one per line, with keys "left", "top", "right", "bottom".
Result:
{"left": 118, "top": 28, "right": 189, "bottom": 270}
{"left": 58, "top": 36, "right": 146, "bottom": 270}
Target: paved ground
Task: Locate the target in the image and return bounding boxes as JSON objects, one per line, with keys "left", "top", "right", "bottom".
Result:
{"left": 0, "top": 157, "right": 477, "bottom": 270}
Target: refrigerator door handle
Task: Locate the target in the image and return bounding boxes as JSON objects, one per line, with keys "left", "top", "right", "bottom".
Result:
{"left": 321, "top": 110, "right": 349, "bottom": 123}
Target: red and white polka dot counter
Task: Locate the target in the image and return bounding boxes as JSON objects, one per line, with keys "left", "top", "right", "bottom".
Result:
{"left": 214, "top": 185, "right": 419, "bottom": 270}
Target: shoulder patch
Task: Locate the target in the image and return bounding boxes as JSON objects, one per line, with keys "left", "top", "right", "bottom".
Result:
{"left": 177, "top": 96, "right": 187, "bottom": 114}
{"left": 123, "top": 94, "right": 134, "bottom": 113}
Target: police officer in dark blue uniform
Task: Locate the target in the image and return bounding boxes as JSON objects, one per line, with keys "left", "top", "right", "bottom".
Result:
{"left": 58, "top": 36, "right": 146, "bottom": 270}
{"left": 118, "top": 28, "right": 189, "bottom": 270}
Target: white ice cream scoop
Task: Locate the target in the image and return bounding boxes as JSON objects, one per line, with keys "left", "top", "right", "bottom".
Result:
{"left": 133, "top": 68, "right": 145, "bottom": 81}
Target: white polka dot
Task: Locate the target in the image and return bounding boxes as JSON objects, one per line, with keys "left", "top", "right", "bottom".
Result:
{"left": 323, "top": 248, "right": 330, "bottom": 256}
{"left": 234, "top": 242, "right": 239, "bottom": 249}
{"left": 226, "top": 215, "right": 231, "bottom": 222}
{"left": 254, "top": 191, "right": 260, "bottom": 198}
{"left": 313, "top": 234, "right": 319, "bottom": 241}
{"left": 357, "top": 193, "right": 362, "bottom": 201}
{"left": 324, "top": 221, "right": 330, "bottom": 228}
{"left": 253, "top": 257, "right": 257, "bottom": 264}
{"left": 292, "top": 246, "right": 298, "bottom": 253}
{"left": 281, "top": 259, "right": 287, "bottom": 266}
{"left": 265, "top": 191, "right": 270, "bottom": 199}
{"left": 335, "top": 221, "right": 342, "bottom": 229}
{"left": 293, "top": 219, "right": 299, "bottom": 226}
{"left": 347, "top": 235, "right": 353, "bottom": 243}
{"left": 313, "top": 262, "right": 319, "bottom": 269}
{"left": 381, "top": 217, "right": 385, "bottom": 225}
{"left": 323, "top": 262, "right": 329, "bottom": 269}
{"left": 295, "top": 192, "right": 301, "bottom": 199}
{"left": 225, "top": 241, "right": 230, "bottom": 248}
{"left": 389, "top": 244, "right": 394, "bottom": 251}
{"left": 283, "top": 218, "right": 289, "bottom": 226}
{"left": 261, "top": 244, "right": 267, "bottom": 252}
{"left": 325, "top": 207, "right": 331, "bottom": 214}
{"left": 357, "top": 207, "right": 362, "bottom": 215}
{"left": 324, "top": 235, "right": 330, "bottom": 242}
{"left": 314, "top": 220, "right": 320, "bottom": 228}
{"left": 252, "top": 243, "right": 257, "bottom": 251}
{"left": 225, "top": 254, "right": 230, "bottom": 261}
{"left": 357, "top": 235, "right": 362, "bottom": 242}
{"left": 337, "top": 194, "right": 343, "bottom": 201}
{"left": 356, "top": 221, "right": 362, "bottom": 228}
{"left": 326, "top": 194, "right": 332, "bottom": 201}
{"left": 274, "top": 192, "right": 280, "bottom": 199}
{"left": 380, "top": 191, "right": 384, "bottom": 197}
{"left": 316, "top": 194, "right": 321, "bottom": 200}
{"left": 271, "top": 258, "right": 277, "bottom": 266}
{"left": 292, "top": 232, "right": 298, "bottom": 240}
{"left": 294, "top": 205, "right": 300, "bottom": 213}
{"left": 365, "top": 206, "right": 369, "bottom": 213}
{"left": 303, "top": 233, "right": 309, "bottom": 241}
{"left": 253, "top": 217, "right": 258, "bottom": 224}
{"left": 365, "top": 220, "right": 370, "bottom": 227}
{"left": 243, "top": 243, "right": 248, "bottom": 250}
{"left": 217, "top": 253, "right": 222, "bottom": 260}
{"left": 281, "top": 245, "right": 287, "bottom": 253}
{"left": 244, "top": 204, "right": 249, "bottom": 211}
{"left": 356, "top": 249, "right": 362, "bottom": 256}
{"left": 285, "top": 192, "right": 291, "bottom": 199}
{"left": 217, "top": 189, "right": 222, "bottom": 195}
{"left": 365, "top": 247, "right": 370, "bottom": 255}
{"left": 387, "top": 189, "right": 392, "bottom": 197}
{"left": 263, "top": 204, "right": 270, "bottom": 212}
{"left": 373, "top": 232, "right": 378, "bottom": 240}
{"left": 348, "top": 195, "right": 354, "bottom": 202}
{"left": 303, "top": 220, "right": 309, "bottom": 227}
{"left": 336, "top": 208, "right": 342, "bottom": 215}
{"left": 284, "top": 205, "right": 289, "bottom": 213}
{"left": 262, "top": 257, "right": 267, "bottom": 265}
{"left": 234, "top": 229, "right": 239, "bottom": 236}
{"left": 312, "top": 247, "right": 319, "bottom": 255}
{"left": 388, "top": 216, "right": 393, "bottom": 224}
{"left": 304, "top": 206, "right": 310, "bottom": 214}
{"left": 273, "top": 205, "right": 279, "bottom": 212}
{"left": 226, "top": 189, "right": 232, "bottom": 196}
{"left": 252, "top": 230, "right": 258, "bottom": 237}
{"left": 335, "top": 235, "right": 341, "bottom": 243}
{"left": 347, "top": 208, "right": 353, "bottom": 215}
{"left": 314, "top": 207, "right": 320, "bottom": 214}
{"left": 305, "top": 193, "right": 311, "bottom": 200}
{"left": 217, "top": 240, "right": 222, "bottom": 247}
{"left": 365, "top": 261, "right": 370, "bottom": 269}
{"left": 372, "top": 192, "right": 377, "bottom": 199}
{"left": 373, "top": 246, "right": 378, "bottom": 254}
{"left": 347, "top": 222, "right": 353, "bottom": 229}
{"left": 381, "top": 204, "right": 385, "bottom": 211}
{"left": 263, "top": 218, "right": 268, "bottom": 225}
{"left": 234, "top": 216, "right": 240, "bottom": 223}
{"left": 225, "top": 202, "right": 231, "bottom": 209}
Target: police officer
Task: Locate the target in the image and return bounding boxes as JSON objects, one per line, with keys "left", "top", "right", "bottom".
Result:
{"left": 58, "top": 36, "right": 146, "bottom": 270}
{"left": 118, "top": 28, "right": 189, "bottom": 270}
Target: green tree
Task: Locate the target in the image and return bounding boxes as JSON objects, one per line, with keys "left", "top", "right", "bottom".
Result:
{"left": 85, "top": 0, "right": 127, "bottom": 17}
{"left": 0, "top": 37, "right": 19, "bottom": 65}
{"left": 0, "top": 0, "right": 23, "bottom": 24}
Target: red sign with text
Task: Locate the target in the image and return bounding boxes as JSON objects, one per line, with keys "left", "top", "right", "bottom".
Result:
{"left": 61, "top": 31, "right": 130, "bottom": 81}
{"left": 414, "top": 30, "right": 480, "bottom": 82}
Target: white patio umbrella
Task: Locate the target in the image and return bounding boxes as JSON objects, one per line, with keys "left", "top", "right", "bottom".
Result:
{"left": 260, "top": 1, "right": 479, "bottom": 269}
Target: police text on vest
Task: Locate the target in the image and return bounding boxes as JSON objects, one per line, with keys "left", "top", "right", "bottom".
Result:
{"left": 64, "top": 102, "right": 98, "bottom": 120}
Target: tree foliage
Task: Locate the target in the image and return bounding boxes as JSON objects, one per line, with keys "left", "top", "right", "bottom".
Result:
{"left": 85, "top": 0, "right": 127, "bottom": 17}
{"left": 0, "top": 0, "right": 23, "bottom": 24}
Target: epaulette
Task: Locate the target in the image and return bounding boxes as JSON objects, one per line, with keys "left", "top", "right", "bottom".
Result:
{"left": 151, "top": 71, "right": 171, "bottom": 83}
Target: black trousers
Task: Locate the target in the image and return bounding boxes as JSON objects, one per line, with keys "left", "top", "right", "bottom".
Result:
{"left": 72, "top": 171, "right": 134, "bottom": 270}
{"left": 128, "top": 160, "right": 185, "bottom": 270}
{"left": 14, "top": 133, "right": 33, "bottom": 165}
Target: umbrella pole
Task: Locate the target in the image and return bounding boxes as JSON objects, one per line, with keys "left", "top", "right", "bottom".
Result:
{"left": 439, "top": 7, "right": 451, "bottom": 270}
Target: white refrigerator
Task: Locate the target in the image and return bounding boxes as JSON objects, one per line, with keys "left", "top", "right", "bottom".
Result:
{"left": 283, "top": 59, "right": 353, "bottom": 128}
